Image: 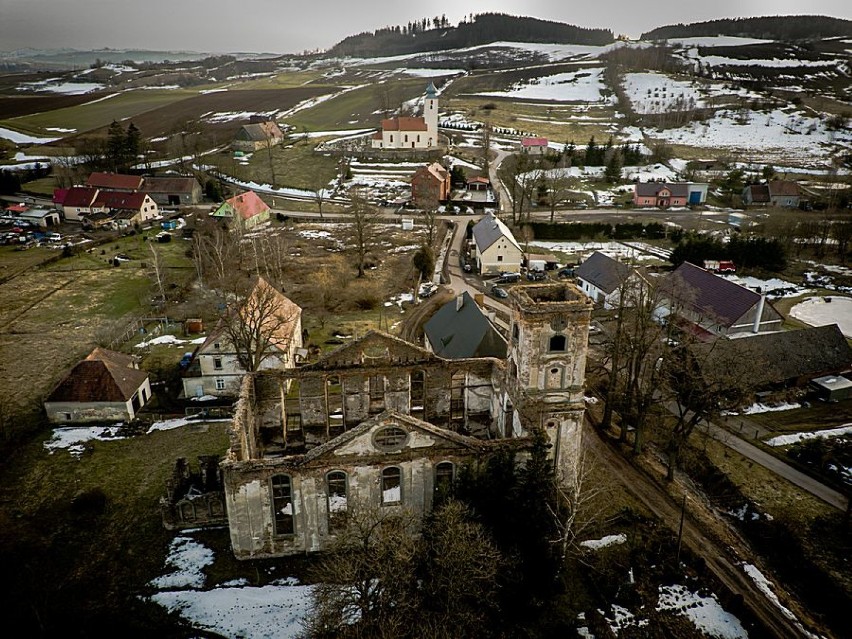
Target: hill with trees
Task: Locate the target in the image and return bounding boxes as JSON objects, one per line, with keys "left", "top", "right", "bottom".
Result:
{"left": 641, "top": 15, "right": 852, "bottom": 41}
{"left": 328, "top": 13, "right": 613, "bottom": 57}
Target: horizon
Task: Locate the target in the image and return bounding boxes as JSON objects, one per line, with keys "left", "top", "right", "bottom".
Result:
{"left": 0, "top": 2, "right": 850, "bottom": 56}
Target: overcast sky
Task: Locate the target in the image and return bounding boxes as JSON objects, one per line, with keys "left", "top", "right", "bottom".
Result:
{"left": 1, "top": 1, "right": 850, "bottom": 54}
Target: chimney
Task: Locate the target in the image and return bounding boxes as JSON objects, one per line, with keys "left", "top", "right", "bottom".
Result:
{"left": 456, "top": 295, "right": 464, "bottom": 312}
{"left": 752, "top": 294, "right": 766, "bottom": 333}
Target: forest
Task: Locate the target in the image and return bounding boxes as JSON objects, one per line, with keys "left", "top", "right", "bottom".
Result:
{"left": 641, "top": 15, "right": 852, "bottom": 41}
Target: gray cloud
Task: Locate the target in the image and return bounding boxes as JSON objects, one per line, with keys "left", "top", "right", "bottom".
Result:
{"left": 0, "top": 0, "right": 849, "bottom": 53}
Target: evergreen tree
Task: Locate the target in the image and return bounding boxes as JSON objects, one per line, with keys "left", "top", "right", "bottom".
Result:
{"left": 106, "top": 120, "right": 125, "bottom": 172}
{"left": 124, "top": 122, "right": 141, "bottom": 169}
{"left": 584, "top": 136, "right": 598, "bottom": 166}
{"left": 604, "top": 151, "right": 623, "bottom": 183}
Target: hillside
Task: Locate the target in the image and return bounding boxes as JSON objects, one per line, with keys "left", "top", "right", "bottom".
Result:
{"left": 329, "top": 13, "right": 613, "bottom": 57}
{"left": 642, "top": 15, "right": 852, "bottom": 41}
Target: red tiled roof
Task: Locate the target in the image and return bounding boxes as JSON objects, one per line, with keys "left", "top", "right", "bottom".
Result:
{"left": 94, "top": 191, "right": 148, "bottom": 211}
{"left": 86, "top": 172, "right": 144, "bottom": 191}
{"left": 521, "top": 137, "right": 548, "bottom": 147}
{"left": 467, "top": 176, "right": 490, "bottom": 184}
{"left": 62, "top": 186, "right": 99, "bottom": 208}
{"left": 768, "top": 180, "right": 800, "bottom": 197}
{"left": 225, "top": 191, "right": 270, "bottom": 220}
{"left": 53, "top": 188, "right": 70, "bottom": 205}
{"left": 5, "top": 203, "right": 28, "bottom": 213}
{"left": 381, "top": 116, "right": 428, "bottom": 132}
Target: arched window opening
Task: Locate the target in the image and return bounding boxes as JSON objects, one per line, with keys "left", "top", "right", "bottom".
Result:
{"left": 270, "top": 474, "right": 294, "bottom": 536}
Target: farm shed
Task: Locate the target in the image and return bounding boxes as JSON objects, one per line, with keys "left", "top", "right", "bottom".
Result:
{"left": 810, "top": 375, "right": 852, "bottom": 401}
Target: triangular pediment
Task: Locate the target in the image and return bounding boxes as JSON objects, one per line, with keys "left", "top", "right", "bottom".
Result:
{"left": 304, "top": 411, "right": 487, "bottom": 463}
{"left": 303, "top": 330, "right": 441, "bottom": 371}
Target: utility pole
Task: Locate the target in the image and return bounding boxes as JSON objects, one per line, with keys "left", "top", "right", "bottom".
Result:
{"left": 676, "top": 493, "right": 686, "bottom": 564}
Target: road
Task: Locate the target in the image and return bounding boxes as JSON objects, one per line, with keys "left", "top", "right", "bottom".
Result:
{"left": 585, "top": 419, "right": 829, "bottom": 639}
{"left": 704, "top": 421, "right": 848, "bottom": 511}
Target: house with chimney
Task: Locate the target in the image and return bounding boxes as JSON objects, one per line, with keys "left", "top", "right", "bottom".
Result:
{"left": 211, "top": 191, "right": 271, "bottom": 231}
{"left": 372, "top": 83, "right": 439, "bottom": 150}
{"left": 424, "top": 292, "right": 507, "bottom": 359}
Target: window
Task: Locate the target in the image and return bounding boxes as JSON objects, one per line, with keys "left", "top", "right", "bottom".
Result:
{"left": 213, "top": 357, "right": 223, "bottom": 370}
{"left": 497, "top": 255, "right": 503, "bottom": 262}
{"left": 512, "top": 324, "right": 519, "bottom": 343}
{"left": 410, "top": 370, "right": 425, "bottom": 418}
{"left": 213, "top": 342, "right": 221, "bottom": 350}
{"left": 549, "top": 335, "right": 567, "bottom": 352}
{"left": 270, "top": 475, "right": 294, "bottom": 535}
{"left": 215, "top": 378, "right": 225, "bottom": 391}
{"left": 374, "top": 426, "right": 408, "bottom": 451}
{"left": 326, "top": 471, "right": 348, "bottom": 531}
{"left": 390, "top": 135, "right": 394, "bottom": 143}
{"left": 327, "top": 376, "right": 343, "bottom": 427}
{"left": 434, "top": 462, "right": 454, "bottom": 502}
{"left": 369, "top": 375, "right": 385, "bottom": 400}
{"left": 381, "top": 467, "right": 401, "bottom": 505}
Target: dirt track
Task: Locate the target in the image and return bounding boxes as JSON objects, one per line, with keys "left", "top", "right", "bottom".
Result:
{"left": 584, "top": 419, "right": 831, "bottom": 639}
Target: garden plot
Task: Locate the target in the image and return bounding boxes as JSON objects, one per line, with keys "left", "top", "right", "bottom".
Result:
{"left": 475, "top": 68, "right": 610, "bottom": 103}
{"left": 529, "top": 240, "right": 664, "bottom": 263}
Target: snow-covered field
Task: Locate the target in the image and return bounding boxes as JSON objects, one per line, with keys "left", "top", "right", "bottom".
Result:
{"left": 657, "top": 584, "right": 748, "bottom": 639}
{"left": 789, "top": 296, "right": 852, "bottom": 337}
{"left": 530, "top": 240, "right": 664, "bottom": 262}
{"left": 475, "top": 68, "right": 610, "bottom": 103}
{"left": 0, "top": 126, "right": 62, "bottom": 144}
{"left": 623, "top": 72, "right": 704, "bottom": 114}
{"left": 17, "top": 80, "right": 105, "bottom": 94}
{"left": 766, "top": 424, "right": 852, "bottom": 447}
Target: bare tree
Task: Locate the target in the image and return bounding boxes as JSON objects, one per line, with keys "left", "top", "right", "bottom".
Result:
{"left": 312, "top": 175, "right": 329, "bottom": 219}
{"left": 192, "top": 219, "right": 242, "bottom": 286}
{"left": 219, "top": 277, "right": 299, "bottom": 373}
{"left": 349, "top": 190, "right": 382, "bottom": 278}
{"left": 541, "top": 169, "right": 576, "bottom": 223}
{"left": 148, "top": 244, "right": 167, "bottom": 308}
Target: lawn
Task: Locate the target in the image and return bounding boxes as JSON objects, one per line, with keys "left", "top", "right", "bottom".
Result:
{"left": 233, "top": 138, "right": 340, "bottom": 191}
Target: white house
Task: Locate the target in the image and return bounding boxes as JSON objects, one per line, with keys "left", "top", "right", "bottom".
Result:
{"left": 44, "top": 347, "right": 152, "bottom": 423}
{"left": 471, "top": 212, "right": 523, "bottom": 275}
{"left": 575, "top": 251, "right": 635, "bottom": 308}
{"left": 182, "top": 278, "right": 303, "bottom": 398}
{"left": 371, "top": 83, "right": 439, "bottom": 150}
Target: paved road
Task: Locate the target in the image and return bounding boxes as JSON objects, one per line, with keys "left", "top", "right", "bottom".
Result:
{"left": 704, "top": 421, "right": 848, "bottom": 511}
{"left": 585, "top": 419, "right": 828, "bottom": 639}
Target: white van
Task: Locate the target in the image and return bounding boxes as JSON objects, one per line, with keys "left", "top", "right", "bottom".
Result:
{"left": 47, "top": 232, "right": 62, "bottom": 242}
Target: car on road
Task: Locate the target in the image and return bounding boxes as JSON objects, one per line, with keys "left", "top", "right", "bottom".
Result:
{"left": 491, "top": 285, "right": 508, "bottom": 299}
{"left": 495, "top": 272, "right": 521, "bottom": 283}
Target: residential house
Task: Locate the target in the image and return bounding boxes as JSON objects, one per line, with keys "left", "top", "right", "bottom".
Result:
{"left": 411, "top": 162, "right": 451, "bottom": 206}
{"left": 219, "top": 283, "right": 593, "bottom": 558}
{"left": 86, "top": 172, "right": 144, "bottom": 192}
{"left": 661, "top": 262, "right": 783, "bottom": 339}
{"left": 699, "top": 324, "right": 852, "bottom": 391}
{"left": 685, "top": 182, "right": 709, "bottom": 205}
{"left": 743, "top": 181, "right": 801, "bottom": 208}
{"left": 182, "top": 278, "right": 302, "bottom": 398}
{"left": 143, "top": 176, "right": 203, "bottom": 206}
{"left": 372, "top": 83, "right": 439, "bottom": 150}
{"left": 467, "top": 176, "right": 490, "bottom": 192}
{"left": 520, "top": 137, "right": 548, "bottom": 155}
{"left": 575, "top": 251, "right": 634, "bottom": 309}
{"left": 424, "top": 292, "right": 507, "bottom": 359}
{"left": 211, "top": 191, "right": 271, "bottom": 230}
{"left": 60, "top": 186, "right": 100, "bottom": 221}
{"left": 232, "top": 121, "right": 285, "bottom": 153}
{"left": 93, "top": 190, "right": 159, "bottom": 227}
{"left": 471, "top": 212, "right": 523, "bottom": 275}
{"left": 633, "top": 182, "right": 689, "bottom": 207}
{"left": 44, "top": 347, "right": 152, "bottom": 423}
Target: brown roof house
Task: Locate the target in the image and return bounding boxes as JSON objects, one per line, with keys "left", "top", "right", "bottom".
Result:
{"left": 411, "top": 162, "right": 451, "bottom": 206}
{"left": 45, "top": 348, "right": 152, "bottom": 423}
{"left": 661, "top": 262, "right": 783, "bottom": 339}
{"left": 86, "top": 172, "right": 144, "bottom": 192}
{"left": 60, "top": 186, "right": 100, "bottom": 222}
{"left": 142, "top": 176, "right": 202, "bottom": 206}
{"left": 211, "top": 191, "right": 271, "bottom": 231}
{"left": 182, "top": 277, "right": 303, "bottom": 398}
{"left": 232, "top": 121, "right": 285, "bottom": 153}
{"left": 93, "top": 190, "right": 159, "bottom": 227}
{"left": 743, "top": 181, "right": 801, "bottom": 208}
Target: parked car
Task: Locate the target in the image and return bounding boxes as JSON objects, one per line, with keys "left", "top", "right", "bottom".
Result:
{"left": 491, "top": 285, "right": 508, "bottom": 299}
{"left": 463, "top": 263, "right": 472, "bottom": 273}
{"left": 46, "top": 232, "right": 62, "bottom": 242}
{"left": 179, "top": 352, "right": 194, "bottom": 369}
{"left": 527, "top": 270, "right": 546, "bottom": 281}
{"left": 557, "top": 267, "right": 575, "bottom": 279}
{"left": 495, "top": 272, "right": 521, "bottom": 283}
{"left": 418, "top": 282, "right": 438, "bottom": 298}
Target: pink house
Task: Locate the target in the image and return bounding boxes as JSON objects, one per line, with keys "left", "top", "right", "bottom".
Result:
{"left": 633, "top": 183, "right": 688, "bottom": 207}
{"left": 520, "top": 137, "right": 548, "bottom": 155}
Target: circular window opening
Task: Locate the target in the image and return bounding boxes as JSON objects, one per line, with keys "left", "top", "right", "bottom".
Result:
{"left": 373, "top": 426, "right": 408, "bottom": 451}
{"left": 550, "top": 368, "right": 559, "bottom": 374}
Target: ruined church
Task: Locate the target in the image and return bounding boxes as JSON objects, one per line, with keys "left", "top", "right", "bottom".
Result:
{"left": 222, "top": 282, "right": 592, "bottom": 558}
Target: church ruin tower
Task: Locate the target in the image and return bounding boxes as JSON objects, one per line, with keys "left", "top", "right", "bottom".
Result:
{"left": 424, "top": 82, "right": 439, "bottom": 146}
{"left": 506, "top": 283, "right": 593, "bottom": 479}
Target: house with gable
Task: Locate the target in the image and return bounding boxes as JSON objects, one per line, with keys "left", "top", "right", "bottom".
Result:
{"left": 520, "top": 137, "right": 548, "bottom": 155}
{"left": 219, "top": 282, "right": 593, "bottom": 558}
{"left": 211, "top": 191, "right": 271, "bottom": 231}
{"left": 424, "top": 292, "right": 507, "bottom": 359}
{"left": 44, "top": 347, "right": 152, "bottom": 423}
{"left": 142, "top": 176, "right": 202, "bottom": 206}
{"left": 743, "top": 180, "right": 801, "bottom": 208}
{"left": 372, "top": 83, "right": 439, "bottom": 150}
{"left": 633, "top": 182, "right": 689, "bottom": 207}
{"left": 86, "top": 172, "right": 144, "bottom": 192}
{"left": 411, "top": 162, "right": 451, "bottom": 206}
{"left": 182, "top": 277, "right": 302, "bottom": 398}
{"left": 575, "top": 251, "right": 636, "bottom": 309}
{"left": 93, "top": 190, "right": 159, "bottom": 226}
{"left": 471, "top": 211, "right": 523, "bottom": 275}
{"left": 661, "top": 261, "right": 783, "bottom": 339}
{"left": 232, "top": 120, "right": 285, "bottom": 153}
{"left": 60, "top": 186, "right": 100, "bottom": 221}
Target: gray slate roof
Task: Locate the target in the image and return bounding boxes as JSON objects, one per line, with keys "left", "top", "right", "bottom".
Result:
{"left": 701, "top": 324, "right": 852, "bottom": 387}
{"left": 472, "top": 212, "right": 521, "bottom": 253}
{"left": 424, "top": 292, "right": 507, "bottom": 359}
{"left": 575, "top": 251, "right": 631, "bottom": 295}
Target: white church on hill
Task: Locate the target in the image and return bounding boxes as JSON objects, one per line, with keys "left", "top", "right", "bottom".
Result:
{"left": 372, "top": 82, "right": 439, "bottom": 149}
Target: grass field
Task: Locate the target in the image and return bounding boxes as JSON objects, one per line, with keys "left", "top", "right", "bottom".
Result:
{"left": 234, "top": 138, "right": 340, "bottom": 190}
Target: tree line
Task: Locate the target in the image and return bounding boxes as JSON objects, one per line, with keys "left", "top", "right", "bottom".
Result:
{"left": 669, "top": 233, "right": 788, "bottom": 272}
{"left": 641, "top": 15, "right": 852, "bottom": 41}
